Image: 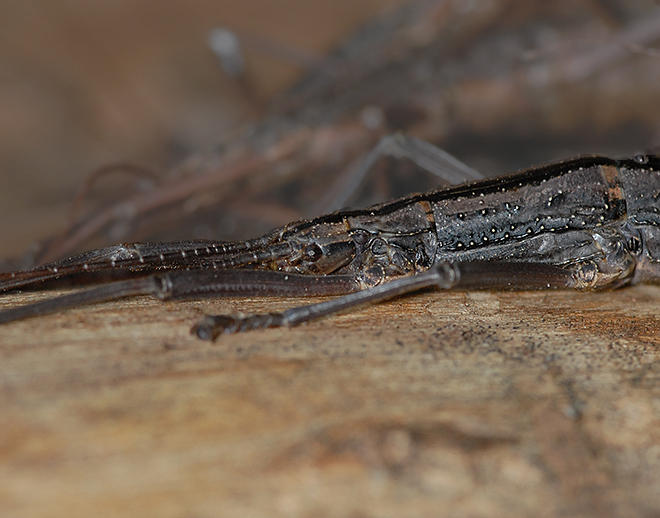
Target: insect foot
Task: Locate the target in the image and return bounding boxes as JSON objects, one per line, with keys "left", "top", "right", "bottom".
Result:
{"left": 192, "top": 313, "right": 287, "bottom": 340}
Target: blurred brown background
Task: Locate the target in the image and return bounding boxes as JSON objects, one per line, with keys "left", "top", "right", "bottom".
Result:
{"left": 0, "top": 0, "right": 407, "bottom": 258}
{"left": 3, "top": 0, "right": 660, "bottom": 265}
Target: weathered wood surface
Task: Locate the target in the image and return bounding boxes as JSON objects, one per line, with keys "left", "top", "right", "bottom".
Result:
{"left": 2, "top": 2, "right": 660, "bottom": 516}
{"left": 2, "top": 285, "right": 660, "bottom": 517}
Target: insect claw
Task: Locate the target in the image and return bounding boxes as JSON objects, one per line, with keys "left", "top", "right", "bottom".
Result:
{"left": 191, "top": 315, "right": 235, "bottom": 340}
{"left": 191, "top": 312, "right": 288, "bottom": 339}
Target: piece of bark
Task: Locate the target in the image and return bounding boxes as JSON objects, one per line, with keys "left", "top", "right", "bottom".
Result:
{"left": 2, "top": 285, "right": 660, "bottom": 517}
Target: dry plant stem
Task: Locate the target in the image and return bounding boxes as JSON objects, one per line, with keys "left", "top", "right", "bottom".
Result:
{"left": 557, "top": 11, "right": 660, "bottom": 82}
{"left": 40, "top": 154, "right": 268, "bottom": 264}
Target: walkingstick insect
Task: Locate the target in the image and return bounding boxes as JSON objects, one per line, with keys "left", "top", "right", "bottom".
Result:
{"left": 0, "top": 135, "right": 658, "bottom": 340}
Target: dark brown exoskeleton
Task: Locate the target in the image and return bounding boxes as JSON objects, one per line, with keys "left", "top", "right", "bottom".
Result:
{"left": 1, "top": 151, "right": 659, "bottom": 340}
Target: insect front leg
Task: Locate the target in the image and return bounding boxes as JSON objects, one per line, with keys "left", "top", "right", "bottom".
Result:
{"left": 191, "top": 260, "right": 578, "bottom": 340}
{"left": 192, "top": 263, "right": 461, "bottom": 340}
{"left": 0, "top": 269, "right": 361, "bottom": 325}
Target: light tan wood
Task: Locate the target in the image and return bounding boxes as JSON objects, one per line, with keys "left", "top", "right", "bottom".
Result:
{"left": 2, "top": 285, "right": 660, "bottom": 517}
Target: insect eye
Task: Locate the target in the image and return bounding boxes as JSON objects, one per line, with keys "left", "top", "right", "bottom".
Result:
{"left": 303, "top": 243, "right": 323, "bottom": 262}
{"left": 634, "top": 155, "right": 649, "bottom": 164}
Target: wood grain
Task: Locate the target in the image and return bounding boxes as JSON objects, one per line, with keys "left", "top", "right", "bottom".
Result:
{"left": 2, "top": 285, "right": 660, "bottom": 517}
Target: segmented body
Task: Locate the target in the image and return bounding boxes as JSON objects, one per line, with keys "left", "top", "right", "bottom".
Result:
{"left": 329, "top": 154, "right": 656, "bottom": 290}
{"left": 1, "top": 154, "right": 660, "bottom": 334}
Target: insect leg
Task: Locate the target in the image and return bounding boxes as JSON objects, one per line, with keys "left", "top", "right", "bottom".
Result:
{"left": 0, "top": 277, "right": 157, "bottom": 324}
{"left": 191, "top": 263, "right": 461, "bottom": 340}
{"left": 325, "top": 134, "right": 483, "bottom": 212}
{"left": 159, "top": 269, "right": 359, "bottom": 300}
{"left": 191, "top": 261, "right": 576, "bottom": 340}
{"left": 0, "top": 269, "right": 359, "bottom": 325}
{"left": 453, "top": 261, "right": 576, "bottom": 291}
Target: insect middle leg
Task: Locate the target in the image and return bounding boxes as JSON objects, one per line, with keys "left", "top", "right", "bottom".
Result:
{"left": 322, "top": 134, "right": 483, "bottom": 212}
